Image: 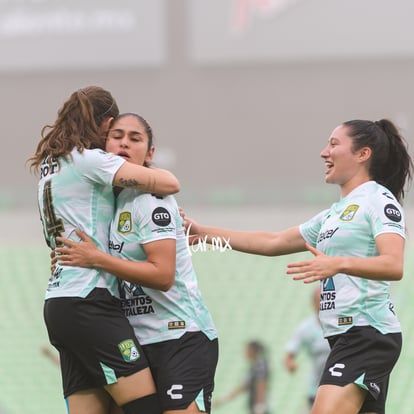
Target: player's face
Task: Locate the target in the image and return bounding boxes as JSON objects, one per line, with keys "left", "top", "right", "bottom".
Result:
{"left": 106, "top": 115, "right": 154, "bottom": 166}
{"left": 245, "top": 345, "right": 255, "bottom": 360}
{"left": 320, "top": 125, "right": 364, "bottom": 187}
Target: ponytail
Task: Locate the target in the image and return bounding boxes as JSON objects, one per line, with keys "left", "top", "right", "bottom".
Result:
{"left": 28, "top": 86, "right": 119, "bottom": 173}
{"left": 343, "top": 119, "right": 413, "bottom": 203}
{"left": 374, "top": 119, "right": 412, "bottom": 202}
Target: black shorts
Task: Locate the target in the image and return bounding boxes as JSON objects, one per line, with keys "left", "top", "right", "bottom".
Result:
{"left": 321, "top": 326, "right": 402, "bottom": 414}
{"left": 44, "top": 288, "right": 150, "bottom": 398}
{"left": 143, "top": 331, "right": 219, "bottom": 413}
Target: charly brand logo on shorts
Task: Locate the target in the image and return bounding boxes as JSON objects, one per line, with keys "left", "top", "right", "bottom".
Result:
{"left": 340, "top": 204, "right": 359, "bottom": 221}
{"left": 118, "top": 339, "right": 140, "bottom": 362}
{"left": 328, "top": 363, "right": 345, "bottom": 377}
{"left": 185, "top": 223, "right": 232, "bottom": 256}
{"left": 384, "top": 204, "right": 402, "bottom": 222}
{"left": 167, "top": 384, "right": 183, "bottom": 400}
{"left": 117, "top": 211, "right": 132, "bottom": 233}
{"left": 370, "top": 382, "right": 381, "bottom": 394}
{"left": 152, "top": 207, "right": 171, "bottom": 226}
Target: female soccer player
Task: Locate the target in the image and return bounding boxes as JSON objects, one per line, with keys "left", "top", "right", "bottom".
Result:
{"left": 29, "top": 88, "right": 180, "bottom": 414}
{"left": 56, "top": 113, "right": 218, "bottom": 414}
{"left": 181, "top": 119, "right": 413, "bottom": 414}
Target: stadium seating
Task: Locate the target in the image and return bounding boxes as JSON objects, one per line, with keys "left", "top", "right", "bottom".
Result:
{"left": 1, "top": 244, "right": 413, "bottom": 414}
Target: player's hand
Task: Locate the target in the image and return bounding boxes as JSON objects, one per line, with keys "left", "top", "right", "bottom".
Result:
{"left": 179, "top": 207, "right": 203, "bottom": 243}
{"left": 50, "top": 249, "right": 58, "bottom": 273}
{"left": 179, "top": 208, "right": 200, "bottom": 234}
{"left": 55, "top": 230, "right": 99, "bottom": 268}
{"left": 284, "top": 354, "right": 298, "bottom": 373}
{"left": 286, "top": 243, "right": 340, "bottom": 283}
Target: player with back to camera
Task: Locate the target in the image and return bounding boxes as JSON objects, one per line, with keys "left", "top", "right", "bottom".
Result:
{"left": 55, "top": 112, "right": 219, "bottom": 414}
{"left": 181, "top": 119, "right": 413, "bottom": 414}
{"left": 28, "top": 87, "right": 180, "bottom": 414}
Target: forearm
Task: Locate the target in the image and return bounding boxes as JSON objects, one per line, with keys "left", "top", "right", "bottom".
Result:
{"left": 196, "top": 225, "right": 305, "bottom": 256}
{"left": 339, "top": 255, "right": 403, "bottom": 281}
{"left": 114, "top": 163, "right": 180, "bottom": 195}
{"left": 92, "top": 250, "right": 175, "bottom": 290}
{"left": 226, "top": 384, "right": 246, "bottom": 400}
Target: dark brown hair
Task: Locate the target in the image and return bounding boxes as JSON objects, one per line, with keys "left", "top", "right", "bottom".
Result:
{"left": 28, "top": 86, "right": 119, "bottom": 173}
{"left": 344, "top": 118, "right": 413, "bottom": 203}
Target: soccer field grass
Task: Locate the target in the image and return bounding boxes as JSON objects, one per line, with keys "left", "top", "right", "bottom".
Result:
{"left": 1, "top": 242, "right": 413, "bottom": 414}
{"left": 193, "top": 247, "right": 414, "bottom": 414}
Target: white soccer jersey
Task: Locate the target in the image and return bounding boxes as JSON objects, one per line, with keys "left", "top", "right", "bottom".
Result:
{"left": 110, "top": 189, "right": 217, "bottom": 345}
{"left": 299, "top": 181, "right": 405, "bottom": 337}
{"left": 38, "top": 148, "right": 125, "bottom": 299}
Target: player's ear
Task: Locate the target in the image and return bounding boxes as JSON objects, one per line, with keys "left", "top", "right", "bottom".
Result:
{"left": 145, "top": 146, "right": 155, "bottom": 165}
{"left": 101, "top": 117, "right": 114, "bottom": 136}
{"left": 358, "top": 147, "right": 372, "bottom": 163}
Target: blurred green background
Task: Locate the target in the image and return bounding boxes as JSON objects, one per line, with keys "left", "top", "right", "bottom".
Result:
{"left": 1, "top": 219, "right": 413, "bottom": 414}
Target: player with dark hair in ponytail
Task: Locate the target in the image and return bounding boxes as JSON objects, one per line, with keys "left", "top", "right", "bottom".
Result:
{"left": 182, "top": 118, "right": 413, "bottom": 414}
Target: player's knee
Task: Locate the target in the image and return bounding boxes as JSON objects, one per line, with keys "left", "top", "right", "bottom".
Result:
{"left": 122, "top": 393, "right": 162, "bottom": 414}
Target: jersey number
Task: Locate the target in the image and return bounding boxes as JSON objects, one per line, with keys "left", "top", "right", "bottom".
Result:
{"left": 42, "top": 180, "right": 65, "bottom": 248}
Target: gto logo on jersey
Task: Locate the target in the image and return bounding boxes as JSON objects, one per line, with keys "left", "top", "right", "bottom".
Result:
{"left": 384, "top": 204, "right": 402, "bottom": 222}
{"left": 117, "top": 211, "right": 132, "bottom": 233}
{"left": 329, "top": 363, "right": 345, "bottom": 377}
{"left": 118, "top": 339, "right": 140, "bottom": 362}
{"left": 340, "top": 204, "right": 359, "bottom": 221}
{"left": 152, "top": 207, "right": 171, "bottom": 226}
{"left": 167, "top": 384, "right": 183, "bottom": 400}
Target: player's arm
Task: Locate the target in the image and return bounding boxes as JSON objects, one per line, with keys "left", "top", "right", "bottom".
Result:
{"left": 287, "top": 233, "right": 404, "bottom": 283}
{"left": 56, "top": 231, "right": 176, "bottom": 291}
{"left": 284, "top": 352, "right": 298, "bottom": 373}
{"left": 184, "top": 215, "right": 307, "bottom": 256}
{"left": 213, "top": 383, "right": 247, "bottom": 408}
{"left": 113, "top": 162, "right": 180, "bottom": 195}
{"left": 339, "top": 233, "right": 404, "bottom": 280}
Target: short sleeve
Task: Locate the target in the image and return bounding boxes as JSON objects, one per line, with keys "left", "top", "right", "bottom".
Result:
{"left": 132, "top": 194, "right": 179, "bottom": 244}
{"left": 75, "top": 148, "right": 125, "bottom": 186}
{"left": 366, "top": 194, "right": 406, "bottom": 239}
{"left": 299, "top": 209, "right": 330, "bottom": 247}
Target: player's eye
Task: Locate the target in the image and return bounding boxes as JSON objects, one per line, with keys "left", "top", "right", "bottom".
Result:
{"left": 110, "top": 134, "right": 123, "bottom": 140}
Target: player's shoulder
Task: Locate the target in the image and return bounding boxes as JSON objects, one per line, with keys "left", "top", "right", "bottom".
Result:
{"left": 356, "top": 181, "right": 395, "bottom": 201}
{"left": 135, "top": 192, "right": 178, "bottom": 213}
{"left": 73, "top": 148, "right": 122, "bottom": 168}
{"left": 73, "top": 147, "right": 104, "bottom": 160}
{"left": 138, "top": 192, "right": 176, "bottom": 204}
{"left": 366, "top": 182, "right": 401, "bottom": 210}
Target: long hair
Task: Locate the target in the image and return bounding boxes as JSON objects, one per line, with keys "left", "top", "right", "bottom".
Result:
{"left": 28, "top": 86, "right": 119, "bottom": 173}
{"left": 344, "top": 118, "right": 413, "bottom": 203}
